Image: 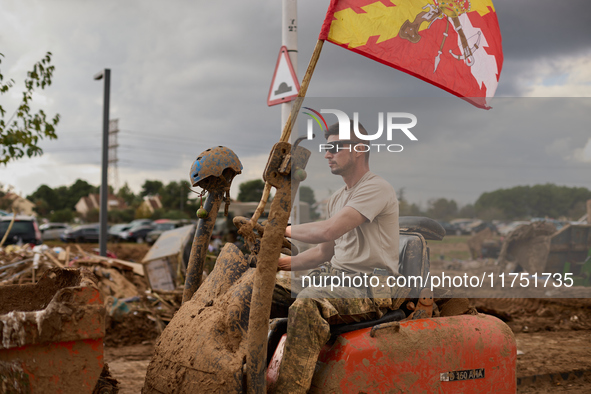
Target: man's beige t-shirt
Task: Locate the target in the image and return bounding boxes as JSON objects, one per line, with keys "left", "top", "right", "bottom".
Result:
{"left": 327, "top": 171, "right": 399, "bottom": 275}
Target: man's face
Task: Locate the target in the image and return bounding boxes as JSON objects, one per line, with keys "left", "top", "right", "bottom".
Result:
{"left": 325, "top": 135, "right": 356, "bottom": 175}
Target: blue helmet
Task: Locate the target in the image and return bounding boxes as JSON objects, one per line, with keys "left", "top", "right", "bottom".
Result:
{"left": 190, "top": 146, "right": 242, "bottom": 188}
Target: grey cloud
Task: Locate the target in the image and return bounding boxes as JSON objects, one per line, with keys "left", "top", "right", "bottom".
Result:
{"left": 1, "top": 0, "right": 589, "bottom": 201}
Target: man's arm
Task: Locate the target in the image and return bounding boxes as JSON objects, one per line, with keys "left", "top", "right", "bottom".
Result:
{"left": 277, "top": 240, "right": 335, "bottom": 271}
{"left": 286, "top": 206, "right": 367, "bottom": 244}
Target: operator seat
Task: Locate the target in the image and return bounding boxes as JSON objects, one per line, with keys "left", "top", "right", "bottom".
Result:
{"left": 267, "top": 217, "right": 445, "bottom": 361}
{"left": 329, "top": 217, "right": 444, "bottom": 335}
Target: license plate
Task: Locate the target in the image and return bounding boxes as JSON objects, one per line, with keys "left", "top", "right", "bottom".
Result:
{"left": 440, "top": 368, "right": 485, "bottom": 382}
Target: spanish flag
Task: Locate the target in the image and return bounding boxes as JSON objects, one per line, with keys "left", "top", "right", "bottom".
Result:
{"left": 319, "top": 0, "right": 503, "bottom": 109}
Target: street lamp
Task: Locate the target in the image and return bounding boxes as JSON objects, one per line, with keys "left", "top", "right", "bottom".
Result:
{"left": 94, "top": 69, "right": 110, "bottom": 257}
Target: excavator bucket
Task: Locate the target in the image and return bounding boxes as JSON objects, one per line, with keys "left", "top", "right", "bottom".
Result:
{"left": 0, "top": 268, "right": 106, "bottom": 393}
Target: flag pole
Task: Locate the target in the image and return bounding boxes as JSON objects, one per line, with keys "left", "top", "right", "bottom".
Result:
{"left": 282, "top": 0, "right": 300, "bottom": 226}
{"left": 251, "top": 39, "right": 324, "bottom": 223}
{"left": 280, "top": 39, "right": 324, "bottom": 142}
{"left": 245, "top": 39, "right": 325, "bottom": 394}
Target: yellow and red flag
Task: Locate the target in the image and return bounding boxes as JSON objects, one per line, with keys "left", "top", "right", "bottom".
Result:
{"left": 319, "top": 0, "right": 503, "bottom": 108}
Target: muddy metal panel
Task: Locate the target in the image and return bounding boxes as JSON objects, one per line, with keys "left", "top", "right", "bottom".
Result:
{"left": 142, "top": 224, "right": 195, "bottom": 291}
{"left": 275, "top": 314, "right": 515, "bottom": 393}
{"left": 142, "top": 224, "right": 195, "bottom": 263}
{"left": 0, "top": 268, "right": 105, "bottom": 393}
{"left": 546, "top": 224, "right": 591, "bottom": 273}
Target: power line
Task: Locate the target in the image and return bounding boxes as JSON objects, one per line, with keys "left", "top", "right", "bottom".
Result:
{"left": 118, "top": 129, "right": 272, "bottom": 151}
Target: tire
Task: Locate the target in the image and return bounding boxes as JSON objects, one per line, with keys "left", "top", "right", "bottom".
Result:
{"left": 136, "top": 237, "right": 144, "bottom": 244}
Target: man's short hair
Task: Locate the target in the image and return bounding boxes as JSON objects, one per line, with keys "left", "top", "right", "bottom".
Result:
{"left": 325, "top": 120, "right": 370, "bottom": 162}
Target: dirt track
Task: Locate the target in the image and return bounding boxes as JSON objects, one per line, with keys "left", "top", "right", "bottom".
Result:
{"left": 104, "top": 343, "right": 154, "bottom": 394}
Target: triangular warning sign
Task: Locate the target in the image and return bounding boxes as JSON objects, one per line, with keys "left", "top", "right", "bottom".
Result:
{"left": 267, "top": 46, "right": 300, "bottom": 107}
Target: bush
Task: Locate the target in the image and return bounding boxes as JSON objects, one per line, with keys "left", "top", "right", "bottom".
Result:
{"left": 108, "top": 208, "right": 135, "bottom": 223}
{"left": 50, "top": 208, "right": 75, "bottom": 223}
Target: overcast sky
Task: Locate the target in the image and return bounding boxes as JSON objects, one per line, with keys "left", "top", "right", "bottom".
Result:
{"left": 0, "top": 0, "right": 590, "bottom": 209}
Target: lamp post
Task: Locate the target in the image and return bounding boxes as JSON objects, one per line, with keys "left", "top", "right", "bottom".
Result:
{"left": 94, "top": 69, "right": 110, "bottom": 257}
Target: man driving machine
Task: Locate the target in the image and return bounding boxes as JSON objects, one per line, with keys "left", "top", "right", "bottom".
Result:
{"left": 272, "top": 120, "right": 404, "bottom": 393}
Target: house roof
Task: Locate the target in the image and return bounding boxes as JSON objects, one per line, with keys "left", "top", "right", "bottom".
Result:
{"left": 79, "top": 194, "right": 128, "bottom": 210}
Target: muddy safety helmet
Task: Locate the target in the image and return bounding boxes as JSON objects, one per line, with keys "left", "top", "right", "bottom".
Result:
{"left": 190, "top": 146, "right": 242, "bottom": 191}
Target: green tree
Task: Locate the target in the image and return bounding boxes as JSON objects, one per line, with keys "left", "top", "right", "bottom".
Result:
{"left": 299, "top": 186, "right": 319, "bottom": 220}
{"left": 397, "top": 187, "right": 424, "bottom": 217}
{"left": 458, "top": 204, "right": 476, "bottom": 218}
{"left": 85, "top": 208, "right": 100, "bottom": 223}
{"left": 160, "top": 180, "right": 191, "bottom": 212}
{"left": 475, "top": 184, "right": 591, "bottom": 220}
{"left": 135, "top": 204, "right": 152, "bottom": 219}
{"left": 426, "top": 198, "right": 458, "bottom": 221}
{"left": 477, "top": 207, "right": 506, "bottom": 222}
{"left": 32, "top": 198, "right": 50, "bottom": 217}
{"left": 400, "top": 202, "right": 423, "bottom": 217}
{"left": 117, "top": 182, "right": 138, "bottom": 207}
{"left": 108, "top": 208, "right": 135, "bottom": 223}
{"left": 0, "top": 52, "right": 60, "bottom": 164}
{"left": 237, "top": 179, "right": 266, "bottom": 202}
{"left": 50, "top": 208, "right": 75, "bottom": 223}
{"left": 0, "top": 184, "right": 11, "bottom": 211}
{"left": 28, "top": 184, "right": 59, "bottom": 215}
{"left": 141, "top": 180, "right": 164, "bottom": 198}
{"left": 28, "top": 180, "right": 99, "bottom": 217}
{"left": 67, "top": 179, "right": 97, "bottom": 210}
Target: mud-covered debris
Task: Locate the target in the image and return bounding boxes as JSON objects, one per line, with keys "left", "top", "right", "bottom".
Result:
{"left": 497, "top": 221, "right": 556, "bottom": 273}
{"left": 1, "top": 243, "right": 187, "bottom": 349}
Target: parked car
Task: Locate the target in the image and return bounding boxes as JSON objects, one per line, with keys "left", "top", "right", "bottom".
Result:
{"left": 145, "top": 220, "right": 193, "bottom": 245}
{"left": 0, "top": 215, "right": 42, "bottom": 246}
{"left": 39, "top": 222, "right": 71, "bottom": 241}
{"left": 437, "top": 221, "right": 461, "bottom": 236}
{"left": 146, "top": 222, "right": 178, "bottom": 245}
{"left": 127, "top": 219, "right": 153, "bottom": 228}
{"left": 449, "top": 218, "right": 478, "bottom": 235}
{"left": 118, "top": 224, "right": 155, "bottom": 243}
{"left": 61, "top": 224, "right": 100, "bottom": 243}
{"left": 468, "top": 221, "right": 498, "bottom": 235}
{"left": 0, "top": 209, "right": 9, "bottom": 216}
{"left": 108, "top": 223, "right": 131, "bottom": 241}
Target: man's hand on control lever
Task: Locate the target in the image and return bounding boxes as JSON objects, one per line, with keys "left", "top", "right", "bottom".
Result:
{"left": 277, "top": 255, "right": 292, "bottom": 271}
{"left": 277, "top": 225, "right": 292, "bottom": 271}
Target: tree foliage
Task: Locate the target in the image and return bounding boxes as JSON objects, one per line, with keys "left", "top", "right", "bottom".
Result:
{"left": 27, "top": 179, "right": 98, "bottom": 215}
{"left": 0, "top": 52, "right": 60, "bottom": 165}
{"left": 426, "top": 198, "right": 458, "bottom": 221}
{"left": 117, "top": 182, "right": 139, "bottom": 207}
{"left": 108, "top": 208, "right": 135, "bottom": 223}
{"left": 237, "top": 179, "right": 266, "bottom": 202}
{"left": 299, "top": 185, "right": 319, "bottom": 220}
{"left": 27, "top": 178, "right": 202, "bottom": 221}
{"left": 475, "top": 183, "right": 591, "bottom": 220}
{"left": 160, "top": 180, "right": 191, "bottom": 211}
{"left": 50, "top": 208, "right": 75, "bottom": 223}
{"left": 141, "top": 180, "right": 164, "bottom": 198}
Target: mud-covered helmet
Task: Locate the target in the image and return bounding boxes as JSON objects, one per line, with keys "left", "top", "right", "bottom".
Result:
{"left": 190, "top": 146, "right": 242, "bottom": 188}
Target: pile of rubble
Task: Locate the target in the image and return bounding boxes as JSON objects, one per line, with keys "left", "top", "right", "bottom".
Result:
{"left": 0, "top": 244, "right": 183, "bottom": 347}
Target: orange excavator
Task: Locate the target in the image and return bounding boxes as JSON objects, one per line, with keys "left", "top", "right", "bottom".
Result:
{"left": 142, "top": 142, "right": 516, "bottom": 393}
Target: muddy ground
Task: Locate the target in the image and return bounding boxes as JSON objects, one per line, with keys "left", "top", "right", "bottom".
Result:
{"left": 104, "top": 302, "right": 591, "bottom": 393}
{"left": 17, "top": 241, "right": 591, "bottom": 392}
